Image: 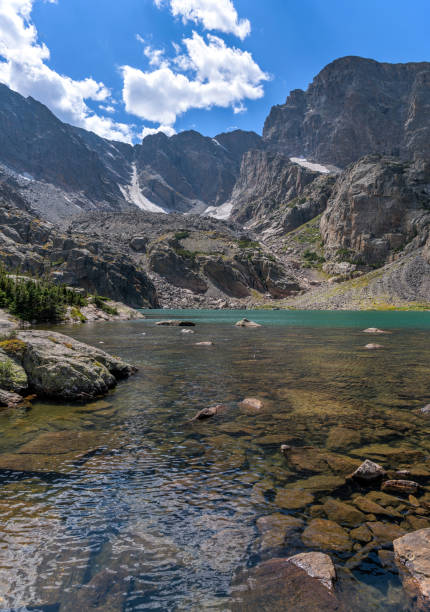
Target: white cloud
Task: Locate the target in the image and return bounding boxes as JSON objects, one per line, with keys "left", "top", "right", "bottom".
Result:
{"left": 140, "top": 124, "right": 176, "bottom": 138}
{"left": 233, "top": 101, "right": 246, "bottom": 114}
{"left": 143, "top": 45, "right": 166, "bottom": 67}
{"left": 99, "top": 104, "right": 116, "bottom": 113}
{"left": 136, "top": 34, "right": 166, "bottom": 67}
{"left": 156, "top": 0, "right": 250, "bottom": 39}
{"left": 122, "top": 32, "right": 268, "bottom": 125}
{"left": 0, "top": 0, "right": 134, "bottom": 142}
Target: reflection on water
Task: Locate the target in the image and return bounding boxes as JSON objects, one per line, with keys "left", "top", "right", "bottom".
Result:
{"left": 1, "top": 310, "right": 430, "bottom": 610}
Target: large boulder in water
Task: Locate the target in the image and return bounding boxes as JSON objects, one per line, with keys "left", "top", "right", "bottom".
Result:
{"left": 231, "top": 557, "right": 345, "bottom": 611}
{"left": 8, "top": 330, "right": 136, "bottom": 401}
{"left": 394, "top": 528, "right": 430, "bottom": 611}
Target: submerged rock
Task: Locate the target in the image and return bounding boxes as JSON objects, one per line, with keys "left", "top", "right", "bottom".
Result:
{"left": 190, "top": 404, "right": 227, "bottom": 421}
{"left": 366, "top": 521, "right": 406, "bottom": 545}
{"left": 350, "top": 524, "right": 372, "bottom": 543}
{"left": 155, "top": 320, "right": 196, "bottom": 326}
{"left": 256, "top": 513, "right": 303, "bottom": 551}
{"left": 351, "top": 459, "right": 386, "bottom": 482}
{"left": 239, "top": 397, "right": 263, "bottom": 413}
{"left": 301, "top": 518, "right": 352, "bottom": 552}
{"left": 9, "top": 330, "right": 136, "bottom": 402}
{"left": 326, "top": 426, "right": 361, "bottom": 450}
{"left": 234, "top": 318, "right": 261, "bottom": 328}
{"left": 322, "top": 498, "right": 366, "bottom": 526}
{"left": 287, "top": 552, "right": 337, "bottom": 590}
{"left": 275, "top": 488, "right": 314, "bottom": 510}
{"left": 382, "top": 480, "right": 420, "bottom": 495}
{"left": 353, "top": 495, "right": 401, "bottom": 518}
{"left": 394, "top": 528, "right": 430, "bottom": 610}
{"left": 0, "top": 429, "right": 107, "bottom": 472}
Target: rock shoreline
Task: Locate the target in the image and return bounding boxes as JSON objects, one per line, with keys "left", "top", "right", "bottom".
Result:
{"left": 0, "top": 329, "right": 137, "bottom": 404}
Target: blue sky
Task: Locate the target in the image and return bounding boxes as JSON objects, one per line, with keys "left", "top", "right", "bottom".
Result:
{"left": 1, "top": 0, "right": 429, "bottom": 143}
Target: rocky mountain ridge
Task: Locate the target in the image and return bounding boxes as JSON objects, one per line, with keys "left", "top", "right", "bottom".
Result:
{"left": 263, "top": 56, "right": 430, "bottom": 167}
{"left": 1, "top": 55, "right": 430, "bottom": 309}
{"left": 0, "top": 83, "right": 262, "bottom": 223}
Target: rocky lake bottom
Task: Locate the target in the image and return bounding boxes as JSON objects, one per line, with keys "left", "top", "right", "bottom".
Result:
{"left": 1, "top": 309, "right": 430, "bottom": 610}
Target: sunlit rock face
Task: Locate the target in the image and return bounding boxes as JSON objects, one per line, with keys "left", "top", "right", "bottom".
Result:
{"left": 321, "top": 155, "right": 430, "bottom": 266}
{"left": 263, "top": 56, "right": 430, "bottom": 167}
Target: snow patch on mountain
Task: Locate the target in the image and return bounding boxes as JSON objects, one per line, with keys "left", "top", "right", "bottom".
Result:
{"left": 290, "top": 157, "right": 330, "bottom": 174}
{"left": 203, "top": 201, "right": 233, "bottom": 220}
{"left": 120, "top": 164, "right": 167, "bottom": 214}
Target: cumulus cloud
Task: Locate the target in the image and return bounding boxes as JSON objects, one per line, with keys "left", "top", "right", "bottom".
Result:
{"left": 122, "top": 32, "right": 268, "bottom": 125}
{"left": 140, "top": 124, "right": 176, "bottom": 138}
{"left": 156, "top": 0, "right": 250, "bottom": 39}
{"left": 0, "top": 0, "right": 133, "bottom": 142}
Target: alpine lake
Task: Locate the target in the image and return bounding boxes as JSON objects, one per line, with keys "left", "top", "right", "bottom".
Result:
{"left": 1, "top": 309, "right": 430, "bottom": 611}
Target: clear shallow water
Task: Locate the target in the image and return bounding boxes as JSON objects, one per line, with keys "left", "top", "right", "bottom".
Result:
{"left": 1, "top": 310, "right": 430, "bottom": 610}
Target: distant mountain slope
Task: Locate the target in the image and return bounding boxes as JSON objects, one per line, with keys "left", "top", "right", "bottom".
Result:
{"left": 263, "top": 56, "right": 430, "bottom": 167}
{"left": 0, "top": 83, "right": 261, "bottom": 222}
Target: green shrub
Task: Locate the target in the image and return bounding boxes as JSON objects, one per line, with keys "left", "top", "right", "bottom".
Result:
{"left": 70, "top": 307, "right": 87, "bottom": 322}
{"left": 174, "top": 230, "right": 190, "bottom": 241}
{"left": 93, "top": 295, "right": 118, "bottom": 316}
{"left": 238, "top": 238, "right": 260, "bottom": 250}
{"left": 303, "top": 250, "right": 325, "bottom": 264}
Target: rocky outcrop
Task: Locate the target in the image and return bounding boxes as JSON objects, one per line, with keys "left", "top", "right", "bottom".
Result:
{"left": 70, "top": 210, "right": 305, "bottom": 307}
{"left": 321, "top": 156, "right": 430, "bottom": 266}
{"left": 0, "top": 193, "right": 158, "bottom": 308}
{"left": 264, "top": 56, "right": 430, "bottom": 167}
{"left": 1, "top": 330, "right": 136, "bottom": 401}
{"left": 229, "top": 149, "right": 336, "bottom": 240}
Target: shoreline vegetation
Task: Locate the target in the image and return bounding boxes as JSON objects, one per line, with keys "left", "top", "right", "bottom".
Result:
{"left": 0, "top": 266, "right": 144, "bottom": 325}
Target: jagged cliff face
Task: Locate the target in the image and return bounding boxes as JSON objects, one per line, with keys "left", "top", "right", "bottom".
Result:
{"left": 0, "top": 84, "right": 261, "bottom": 222}
{"left": 134, "top": 130, "right": 262, "bottom": 213}
{"left": 229, "top": 150, "right": 335, "bottom": 238}
{"left": 263, "top": 56, "right": 430, "bottom": 167}
{"left": 321, "top": 156, "right": 430, "bottom": 266}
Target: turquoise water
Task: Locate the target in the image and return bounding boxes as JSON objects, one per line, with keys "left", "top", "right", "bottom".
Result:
{"left": 1, "top": 311, "right": 430, "bottom": 610}
{"left": 141, "top": 308, "right": 430, "bottom": 328}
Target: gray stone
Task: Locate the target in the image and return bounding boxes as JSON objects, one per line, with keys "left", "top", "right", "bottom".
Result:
{"left": 12, "top": 330, "right": 136, "bottom": 401}
{"left": 394, "top": 528, "right": 430, "bottom": 610}
{"left": 234, "top": 318, "right": 261, "bottom": 328}
{"left": 351, "top": 459, "right": 386, "bottom": 482}
{"left": 287, "top": 551, "right": 336, "bottom": 590}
